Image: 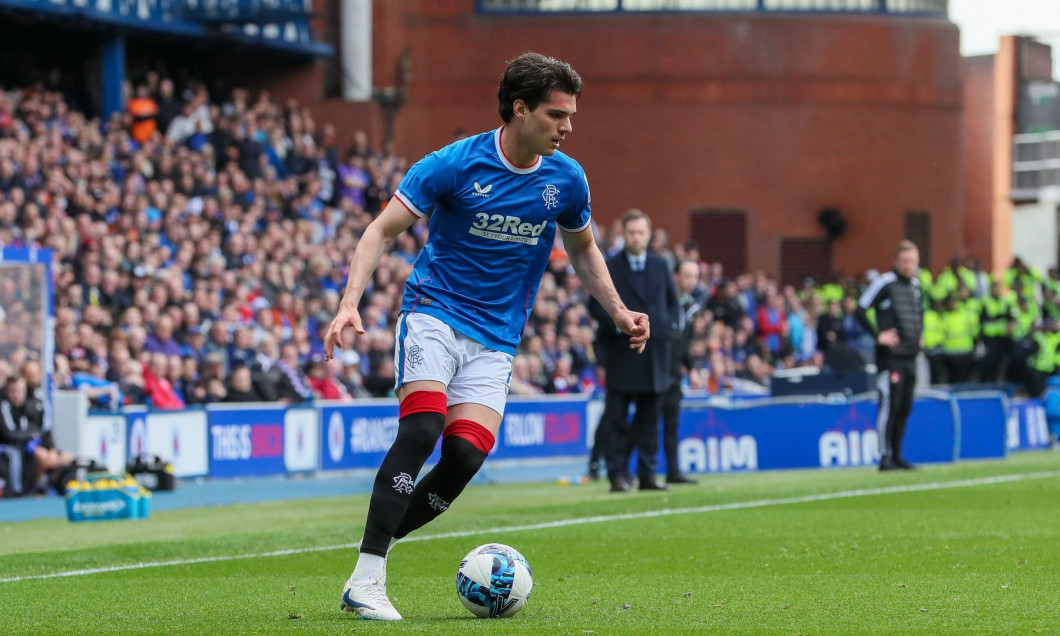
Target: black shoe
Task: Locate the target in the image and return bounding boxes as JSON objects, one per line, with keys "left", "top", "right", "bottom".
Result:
{"left": 608, "top": 475, "right": 631, "bottom": 493}
{"left": 667, "top": 474, "right": 698, "bottom": 485}
{"left": 638, "top": 477, "right": 671, "bottom": 491}
{"left": 878, "top": 458, "right": 899, "bottom": 472}
{"left": 895, "top": 458, "right": 915, "bottom": 470}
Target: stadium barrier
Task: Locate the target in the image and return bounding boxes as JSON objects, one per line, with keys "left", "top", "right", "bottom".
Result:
{"left": 51, "top": 389, "right": 1039, "bottom": 481}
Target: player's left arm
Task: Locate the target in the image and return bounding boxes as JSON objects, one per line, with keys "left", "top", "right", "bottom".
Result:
{"left": 561, "top": 227, "right": 649, "bottom": 353}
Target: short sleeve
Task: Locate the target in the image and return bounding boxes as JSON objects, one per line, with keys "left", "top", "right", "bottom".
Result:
{"left": 394, "top": 149, "right": 457, "bottom": 218}
{"left": 557, "top": 169, "right": 591, "bottom": 233}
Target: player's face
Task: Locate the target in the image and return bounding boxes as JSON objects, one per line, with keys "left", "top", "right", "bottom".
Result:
{"left": 895, "top": 248, "right": 919, "bottom": 279}
{"left": 517, "top": 90, "right": 576, "bottom": 157}
{"left": 623, "top": 218, "right": 651, "bottom": 256}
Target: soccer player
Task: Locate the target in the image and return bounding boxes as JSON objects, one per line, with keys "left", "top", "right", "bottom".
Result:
{"left": 322, "top": 53, "right": 650, "bottom": 621}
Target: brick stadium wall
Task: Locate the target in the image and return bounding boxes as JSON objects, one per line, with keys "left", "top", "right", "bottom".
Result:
{"left": 961, "top": 55, "right": 997, "bottom": 269}
{"left": 370, "top": 2, "right": 963, "bottom": 279}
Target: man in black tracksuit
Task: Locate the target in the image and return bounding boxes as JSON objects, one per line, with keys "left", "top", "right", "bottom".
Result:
{"left": 855, "top": 240, "right": 924, "bottom": 471}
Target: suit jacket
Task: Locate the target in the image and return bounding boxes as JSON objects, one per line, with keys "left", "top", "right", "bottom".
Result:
{"left": 590, "top": 251, "right": 678, "bottom": 394}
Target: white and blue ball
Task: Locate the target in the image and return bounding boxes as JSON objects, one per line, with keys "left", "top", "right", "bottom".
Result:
{"left": 455, "top": 543, "right": 533, "bottom": 618}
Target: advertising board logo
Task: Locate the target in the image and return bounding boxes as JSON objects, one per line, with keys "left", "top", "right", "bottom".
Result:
{"left": 678, "top": 435, "right": 758, "bottom": 473}
{"left": 350, "top": 417, "right": 400, "bottom": 454}
{"left": 819, "top": 430, "right": 880, "bottom": 467}
{"left": 504, "top": 413, "right": 544, "bottom": 447}
{"left": 328, "top": 412, "right": 345, "bottom": 464}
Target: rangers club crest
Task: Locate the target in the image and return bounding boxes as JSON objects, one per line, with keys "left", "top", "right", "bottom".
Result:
{"left": 542, "top": 184, "right": 559, "bottom": 209}
{"left": 406, "top": 344, "right": 425, "bottom": 368}
{"left": 393, "top": 472, "right": 415, "bottom": 494}
{"left": 428, "top": 492, "right": 450, "bottom": 512}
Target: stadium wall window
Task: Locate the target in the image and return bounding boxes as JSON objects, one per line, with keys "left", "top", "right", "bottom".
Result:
{"left": 690, "top": 208, "right": 748, "bottom": 277}
{"left": 905, "top": 210, "right": 932, "bottom": 268}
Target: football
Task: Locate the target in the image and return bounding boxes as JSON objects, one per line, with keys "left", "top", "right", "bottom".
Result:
{"left": 455, "top": 543, "right": 534, "bottom": 618}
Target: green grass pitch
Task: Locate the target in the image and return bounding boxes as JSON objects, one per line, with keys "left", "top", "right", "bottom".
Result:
{"left": 2, "top": 452, "right": 1059, "bottom": 634}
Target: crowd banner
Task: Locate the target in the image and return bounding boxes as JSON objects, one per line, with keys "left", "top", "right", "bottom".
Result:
{"left": 318, "top": 395, "right": 589, "bottom": 472}
{"left": 672, "top": 391, "right": 963, "bottom": 474}
{"left": 1007, "top": 398, "right": 1052, "bottom": 451}
{"left": 953, "top": 391, "right": 1009, "bottom": 460}
{"left": 126, "top": 407, "right": 209, "bottom": 478}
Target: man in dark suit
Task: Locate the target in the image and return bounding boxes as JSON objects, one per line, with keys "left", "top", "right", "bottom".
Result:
{"left": 590, "top": 209, "right": 678, "bottom": 492}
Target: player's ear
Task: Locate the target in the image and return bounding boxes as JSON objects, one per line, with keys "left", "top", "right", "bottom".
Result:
{"left": 513, "top": 99, "right": 528, "bottom": 120}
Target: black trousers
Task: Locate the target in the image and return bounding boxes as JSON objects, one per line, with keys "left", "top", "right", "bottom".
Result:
{"left": 876, "top": 357, "right": 916, "bottom": 463}
{"left": 980, "top": 336, "right": 1012, "bottom": 385}
{"left": 598, "top": 390, "right": 663, "bottom": 481}
{"left": 660, "top": 382, "right": 683, "bottom": 478}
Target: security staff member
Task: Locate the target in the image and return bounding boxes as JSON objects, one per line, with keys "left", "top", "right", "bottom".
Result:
{"left": 979, "top": 281, "right": 1016, "bottom": 383}
{"left": 856, "top": 240, "right": 924, "bottom": 471}
{"left": 941, "top": 294, "right": 977, "bottom": 384}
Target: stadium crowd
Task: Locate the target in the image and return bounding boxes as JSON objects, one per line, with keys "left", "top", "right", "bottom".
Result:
{"left": 4, "top": 74, "right": 1060, "bottom": 494}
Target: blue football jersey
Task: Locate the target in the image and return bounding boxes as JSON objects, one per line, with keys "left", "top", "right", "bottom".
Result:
{"left": 395, "top": 127, "right": 592, "bottom": 355}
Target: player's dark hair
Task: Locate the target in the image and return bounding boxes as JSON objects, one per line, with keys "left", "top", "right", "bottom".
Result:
{"left": 498, "top": 53, "right": 582, "bottom": 124}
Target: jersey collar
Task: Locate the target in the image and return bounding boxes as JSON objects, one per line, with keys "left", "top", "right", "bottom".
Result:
{"left": 495, "top": 127, "right": 542, "bottom": 175}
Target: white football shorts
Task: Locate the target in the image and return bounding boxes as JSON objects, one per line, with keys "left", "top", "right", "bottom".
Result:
{"left": 394, "top": 312, "right": 514, "bottom": 416}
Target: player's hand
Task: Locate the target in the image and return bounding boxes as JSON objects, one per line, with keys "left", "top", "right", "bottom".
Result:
{"left": 324, "top": 303, "right": 365, "bottom": 361}
{"left": 615, "top": 310, "right": 650, "bottom": 354}
{"left": 877, "top": 328, "right": 900, "bottom": 348}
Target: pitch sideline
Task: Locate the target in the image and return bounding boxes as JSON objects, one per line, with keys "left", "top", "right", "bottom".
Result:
{"left": 2, "top": 469, "right": 1058, "bottom": 585}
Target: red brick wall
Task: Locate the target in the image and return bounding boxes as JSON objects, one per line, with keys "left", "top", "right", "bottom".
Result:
{"left": 961, "top": 55, "right": 996, "bottom": 267}
{"left": 381, "top": 5, "right": 963, "bottom": 278}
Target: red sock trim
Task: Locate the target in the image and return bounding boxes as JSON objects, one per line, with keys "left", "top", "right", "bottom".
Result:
{"left": 444, "top": 419, "right": 496, "bottom": 454}
{"left": 399, "top": 391, "right": 447, "bottom": 419}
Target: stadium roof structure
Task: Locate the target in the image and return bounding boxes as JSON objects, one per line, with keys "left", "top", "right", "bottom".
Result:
{"left": 0, "top": 0, "right": 331, "bottom": 58}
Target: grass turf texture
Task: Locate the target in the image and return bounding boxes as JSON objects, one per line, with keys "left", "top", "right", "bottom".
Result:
{"left": 1, "top": 452, "right": 1059, "bottom": 634}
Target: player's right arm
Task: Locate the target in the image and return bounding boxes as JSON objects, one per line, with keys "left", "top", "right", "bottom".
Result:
{"left": 323, "top": 198, "right": 420, "bottom": 360}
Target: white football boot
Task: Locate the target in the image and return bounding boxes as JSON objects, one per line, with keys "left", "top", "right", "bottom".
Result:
{"left": 340, "top": 572, "right": 402, "bottom": 621}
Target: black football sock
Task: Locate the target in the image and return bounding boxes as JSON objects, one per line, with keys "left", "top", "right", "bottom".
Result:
{"left": 393, "top": 432, "right": 490, "bottom": 540}
{"left": 359, "top": 410, "right": 445, "bottom": 557}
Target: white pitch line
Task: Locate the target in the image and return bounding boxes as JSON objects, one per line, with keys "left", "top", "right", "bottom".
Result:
{"left": 2, "top": 469, "right": 1057, "bottom": 585}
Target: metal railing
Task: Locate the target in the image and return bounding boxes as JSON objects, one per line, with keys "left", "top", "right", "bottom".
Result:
{"left": 477, "top": 0, "right": 947, "bottom": 15}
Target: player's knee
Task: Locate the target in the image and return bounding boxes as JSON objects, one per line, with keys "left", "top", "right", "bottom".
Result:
{"left": 442, "top": 419, "right": 495, "bottom": 473}
{"left": 396, "top": 391, "right": 448, "bottom": 457}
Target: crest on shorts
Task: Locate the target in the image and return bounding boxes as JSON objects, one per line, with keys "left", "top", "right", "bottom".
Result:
{"left": 392, "top": 472, "right": 415, "bottom": 494}
{"left": 406, "top": 344, "right": 425, "bottom": 369}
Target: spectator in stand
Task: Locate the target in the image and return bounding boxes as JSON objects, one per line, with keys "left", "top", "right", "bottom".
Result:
{"left": 707, "top": 279, "right": 744, "bottom": 327}
{"left": 127, "top": 85, "right": 159, "bottom": 145}
{"left": 142, "top": 351, "right": 185, "bottom": 409}
{"left": 756, "top": 288, "right": 788, "bottom": 359}
{"left": 144, "top": 314, "right": 182, "bottom": 357}
{"left": 269, "top": 342, "right": 314, "bottom": 403}
{"left": 68, "top": 349, "right": 123, "bottom": 409}
{"left": 224, "top": 365, "right": 266, "bottom": 402}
